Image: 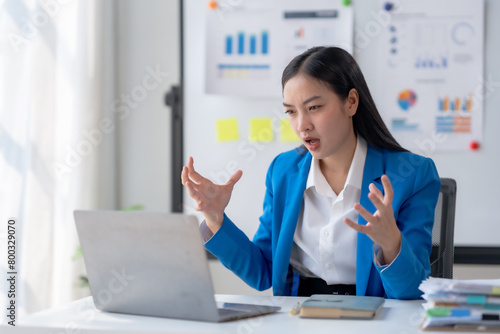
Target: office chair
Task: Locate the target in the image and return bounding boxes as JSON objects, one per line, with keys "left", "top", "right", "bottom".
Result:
{"left": 430, "top": 178, "right": 457, "bottom": 279}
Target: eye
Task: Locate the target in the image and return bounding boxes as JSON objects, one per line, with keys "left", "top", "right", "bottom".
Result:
{"left": 309, "top": 105, "right": 320, "bottom": 111}
{"left": 284, "top": 109, "right": 295, "bottom": 115}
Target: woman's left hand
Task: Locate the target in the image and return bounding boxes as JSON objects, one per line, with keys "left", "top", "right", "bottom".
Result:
{"left": 344, "top": 174, "right": 401, "bottom": 264}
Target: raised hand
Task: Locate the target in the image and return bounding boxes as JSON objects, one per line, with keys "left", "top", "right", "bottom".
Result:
{"left": 344, "top": 175, "right": 402, "bottom": 264}
{"left": 181, "top": 156, "right": 243, "bottom": 234}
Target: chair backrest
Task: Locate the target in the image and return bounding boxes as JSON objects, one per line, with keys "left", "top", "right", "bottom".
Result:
{"left": 430, "top": 178, "right": 457, "bottom": 279}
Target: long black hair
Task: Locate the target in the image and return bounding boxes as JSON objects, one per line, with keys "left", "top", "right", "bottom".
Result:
{"left": 282, "top": 46, "right": 407, "bottom": 152}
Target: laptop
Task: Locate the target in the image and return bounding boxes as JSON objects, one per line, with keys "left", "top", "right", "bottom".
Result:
{"left": 73, "top": 210, "right": 281, "bottom": 322}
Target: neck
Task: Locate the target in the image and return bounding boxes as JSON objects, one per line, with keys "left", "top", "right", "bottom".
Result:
{"left": 319, "top": 133, "right": 358, "bottom": 177}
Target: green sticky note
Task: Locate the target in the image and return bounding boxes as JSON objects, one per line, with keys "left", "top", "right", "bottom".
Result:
{"left": 216, "top": 118, "right": 239, "bottom": 142}
{"left": 467, "top": 295, "right": 487, "bottom": 304}
{"left": 280, "top": 119, "right": 300, "bottom": 142}
{"left": 249, "top": 118, "right": 273, "bottom": 142}
{"left": 491, "top": 286, "right": 500, "bottom": 296}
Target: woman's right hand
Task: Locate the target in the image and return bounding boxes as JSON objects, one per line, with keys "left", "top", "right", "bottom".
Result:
{"left": 181, "top": 156, "right": 243, "bottom": 234}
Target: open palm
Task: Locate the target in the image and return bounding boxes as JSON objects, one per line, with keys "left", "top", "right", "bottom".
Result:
{"left": 181, "top": 156, "right": 242, "bottom": 233}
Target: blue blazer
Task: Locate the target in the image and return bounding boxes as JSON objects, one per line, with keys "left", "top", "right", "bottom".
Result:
{"left": 206, "top": 145, "right": 440, "bottom": 299}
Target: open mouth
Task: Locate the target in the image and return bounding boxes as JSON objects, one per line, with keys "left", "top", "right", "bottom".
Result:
{"left": 305, "top": 139, "right": 319, "bottom": 145}
{"left": 303, "top": 137, "right": 320, "bottom": 151}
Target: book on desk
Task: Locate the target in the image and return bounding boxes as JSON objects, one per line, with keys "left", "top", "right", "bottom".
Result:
{"left": 297, "top": 294, "right": 385, "bottom": 319}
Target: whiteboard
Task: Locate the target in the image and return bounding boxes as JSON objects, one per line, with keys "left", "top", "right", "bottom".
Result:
{"left": 183, "top": 0, "right": 500, "bottom": 247}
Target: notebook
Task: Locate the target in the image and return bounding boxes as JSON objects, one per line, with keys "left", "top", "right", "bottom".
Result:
{"left": 298, "top": 294, "right": 385, "bottom": 319}
{"left": 73, "top": 210, "right": 281, "bottom": 322}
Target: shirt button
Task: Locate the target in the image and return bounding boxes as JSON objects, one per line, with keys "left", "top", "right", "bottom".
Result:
{"left": 325, "top": 263, "right": 332, "bottom": 270}
{"left": 323, "top": 230, "right": 329, "bottom": 238}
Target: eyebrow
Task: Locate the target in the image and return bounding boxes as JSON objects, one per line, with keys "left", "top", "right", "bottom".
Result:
{"left": 282, "top": 95, "right": 322, "bottom": 108}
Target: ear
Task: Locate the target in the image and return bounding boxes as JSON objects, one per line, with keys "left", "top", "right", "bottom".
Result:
{"left": 345, "top": 88, "right": 359, "bottom": 117}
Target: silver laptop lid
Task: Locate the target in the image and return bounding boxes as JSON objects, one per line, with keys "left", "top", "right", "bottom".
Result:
{"left": 74, "top": 210, "right": 220, "bottom": 322}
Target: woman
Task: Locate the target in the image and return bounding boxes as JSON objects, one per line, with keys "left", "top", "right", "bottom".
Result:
{"left": 181, "top": 46, "right": 440, "bottom": 299}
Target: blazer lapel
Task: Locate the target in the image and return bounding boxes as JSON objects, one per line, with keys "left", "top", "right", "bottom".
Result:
{"left": 281, "top": 153, "right": 311, "bottom": 235}
{"left": 274, "top": 153, "right": 311, "bottom": 293}
{"left": 356, "top": 146, "right": 384, "bottom": 296}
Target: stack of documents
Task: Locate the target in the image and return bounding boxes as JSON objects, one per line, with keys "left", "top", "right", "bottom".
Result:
{"left": 419, "top": 277, "right": 500, "bottom": 331}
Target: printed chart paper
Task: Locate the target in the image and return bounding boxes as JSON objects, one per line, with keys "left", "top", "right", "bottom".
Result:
{"left": 377, "top": 0, "right": 484, "bottom": 151}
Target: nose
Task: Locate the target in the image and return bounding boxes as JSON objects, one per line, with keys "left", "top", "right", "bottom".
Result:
{"left": 296, "top": 112, "right": 313, "bottom": 133}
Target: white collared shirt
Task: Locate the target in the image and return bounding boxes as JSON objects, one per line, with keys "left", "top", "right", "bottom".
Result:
{"left": 290, "top": 136, "right": 367, "bottom": 285}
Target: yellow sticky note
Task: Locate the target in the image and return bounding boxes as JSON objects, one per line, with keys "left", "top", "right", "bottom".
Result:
{"left": 280, "top": 119, "right": 300, "bottom": 142}
{"left": 249, "top": 118, "right": 273, "bottom": 142}
{"left": 216, "top": 118, "right": 239, "bottom": 142}
{"left": 492, "top": 286, "right": 500, "bottom": 295}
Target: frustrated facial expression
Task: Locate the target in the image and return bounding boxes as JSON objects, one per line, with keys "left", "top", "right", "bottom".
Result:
{"left": 283, "top": 74, "right": 358, "bottom": 161}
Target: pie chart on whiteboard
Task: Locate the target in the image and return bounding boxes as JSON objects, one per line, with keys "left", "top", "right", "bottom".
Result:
{"left": 398, "top": 89, "right": 417, "bottom": 111}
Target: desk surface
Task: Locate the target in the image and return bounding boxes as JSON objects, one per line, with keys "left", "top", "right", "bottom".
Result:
{"left": 4, "top": 295, "right": 476, "bottom": 334}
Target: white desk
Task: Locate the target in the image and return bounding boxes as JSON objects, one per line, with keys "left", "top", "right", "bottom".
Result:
{"left": 2, "top": 295, "right": 476, "bottom": 334}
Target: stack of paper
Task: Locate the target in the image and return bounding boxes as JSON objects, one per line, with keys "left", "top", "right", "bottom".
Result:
{"left": 419, "top": 278, "right": 500, "bottom": 331}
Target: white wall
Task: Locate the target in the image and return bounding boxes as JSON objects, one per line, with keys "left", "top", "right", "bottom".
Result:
{"left": 115, "top": 0, "right": 180, "bottom": 212}
{"left": 454, "top": 264, "right": 500, "bottom": 280}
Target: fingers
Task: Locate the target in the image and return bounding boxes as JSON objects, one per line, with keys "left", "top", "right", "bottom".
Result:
{"left": 346, "top": 176, "right": 398, "bottom": 250}
{"left": 344, "top": 217, "right": 370, "bottom": 233}
{"left": 226, "top": 170, "right": 243, "bottom": 187}
{"left": 381, "top": 175, "right": 394, "bottom": 204}
{"left": 184, "top": 179, "right": 202, "bottom": 209}
{"left": 353, "top": 203, "right": 375, "bottom": 223}
{"left": 368, "top": 192, "right": 385, "bottom": 212}
{"left": 367, "top": 175, "right": 394, "bottom": 212}
{"left": 181, "top": 165, "right": 200, "bottom": 194}
{"left": 181, "top": 165, "right": 189, "bottom": 187}
{"left": 185, "top": 156, "right": 205, "bottom": 184}
{"left": 369, "top": 183, "right": 383, "bottom": 201}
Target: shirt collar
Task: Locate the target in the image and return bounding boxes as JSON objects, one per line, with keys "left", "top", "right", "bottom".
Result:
{"left": 306, "top": 136, "right": 367, "bottom": 196}
{"left": 346, "top": 135, "right": 367, "bottom": 191}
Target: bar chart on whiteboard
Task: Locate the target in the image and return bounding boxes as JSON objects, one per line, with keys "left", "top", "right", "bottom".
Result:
{"left": 205, "top": 0, "right": 353, "bottom": 97}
